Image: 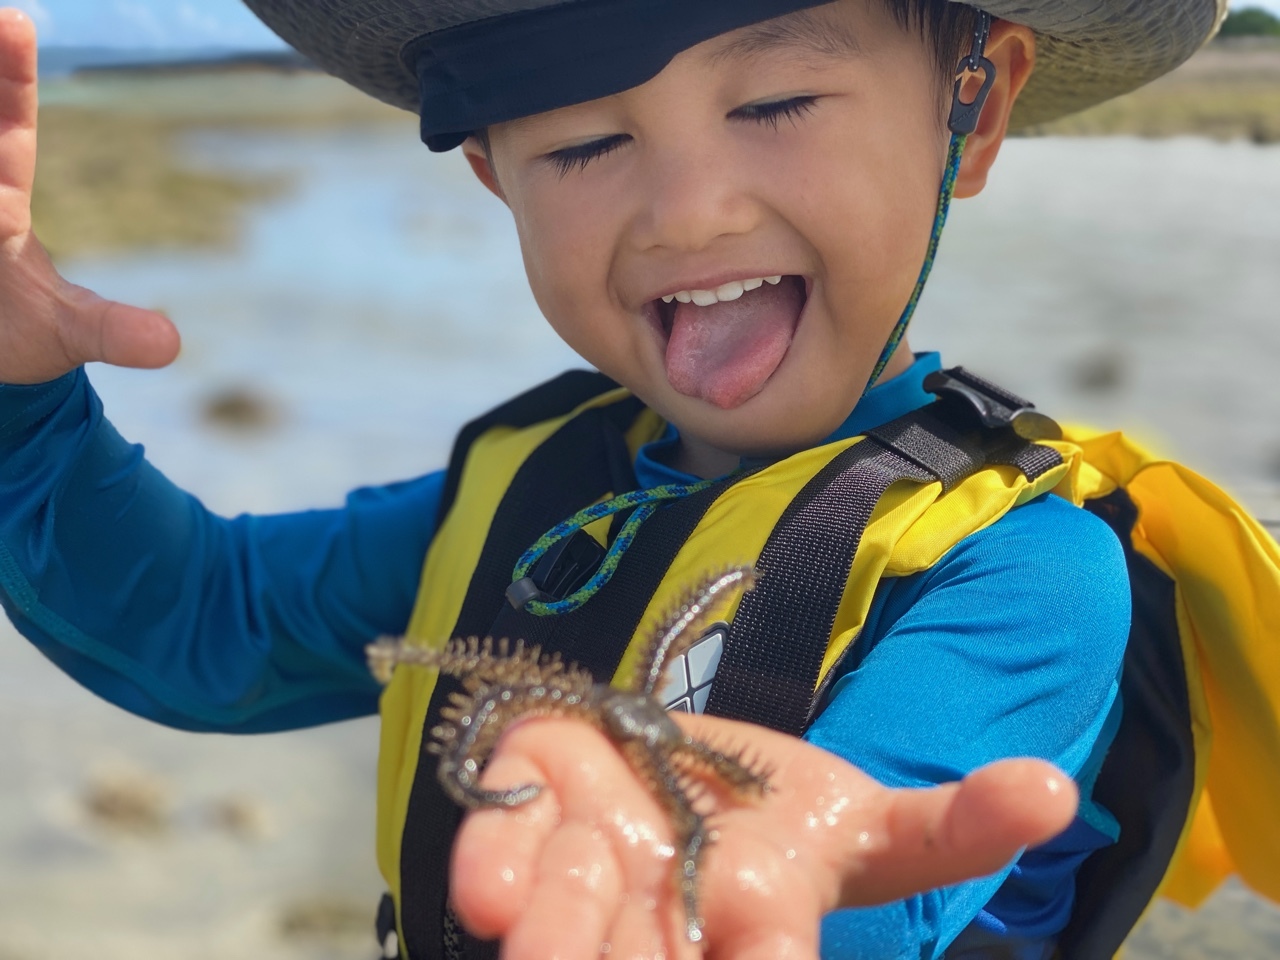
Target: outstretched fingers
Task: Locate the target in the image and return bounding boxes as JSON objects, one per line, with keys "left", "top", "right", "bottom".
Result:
{"left": 0, "top": 10, "right": 181, "bottom": 383}
{"left": 450, "top": 718, "right": 692, "bottom": 958}
{"left": 448, "top": 740, "right": 556, "bottom": 938}
{"left": 0, "top": 8, "right": 38, "bottom": 240}
{"left": 698, "top": 828, "right": 824, "bottom": 960}
{"left": 501, "top": 822, "right": 624, "bottom": 960}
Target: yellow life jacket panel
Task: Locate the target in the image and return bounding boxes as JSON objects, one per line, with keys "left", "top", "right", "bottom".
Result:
{"left": 373, "top": 369, "right": 1280, "bottom": 960}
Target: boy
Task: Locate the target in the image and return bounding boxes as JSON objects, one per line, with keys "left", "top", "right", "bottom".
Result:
{"left": 0, "top": 0, "right": 1231, "bottom": 957}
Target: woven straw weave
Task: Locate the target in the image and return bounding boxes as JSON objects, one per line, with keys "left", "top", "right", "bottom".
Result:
{"left": 241, "top": 0, "right": 1228, "bottom": 130}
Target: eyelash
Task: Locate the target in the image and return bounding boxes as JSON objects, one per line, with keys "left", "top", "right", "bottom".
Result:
{"left": 546, "top": 134, "right": 631, "bottom": 178}
{"left": 731, "top": 95, "right": 821, "bottom": 130}
{"left": 543, "top": 96, "right": 821, "bottom": 176}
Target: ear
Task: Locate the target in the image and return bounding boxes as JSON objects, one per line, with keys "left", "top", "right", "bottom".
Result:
{"left": 952, "top": 20, "right": 1036, "bottom": 199}
{"left": 461, "top": 135, "right": 507, "bottom": 204}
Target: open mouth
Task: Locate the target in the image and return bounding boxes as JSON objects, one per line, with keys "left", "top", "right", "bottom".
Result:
{"left": 647, "top": 275, "right": 809, "bottom": 410}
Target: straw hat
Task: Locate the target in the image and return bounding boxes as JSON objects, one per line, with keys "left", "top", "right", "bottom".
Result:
{"left": 242, "top": 0, "right": 1228, "bottom": 150}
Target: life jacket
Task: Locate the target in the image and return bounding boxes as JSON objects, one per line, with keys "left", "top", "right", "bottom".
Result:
{"left": 371, "top": 368, "right": 1280, "bottom": 960}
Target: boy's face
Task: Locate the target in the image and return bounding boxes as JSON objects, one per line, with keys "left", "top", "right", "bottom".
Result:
{"left": 466, "top": 0, "right": 1021, "bottom": 458}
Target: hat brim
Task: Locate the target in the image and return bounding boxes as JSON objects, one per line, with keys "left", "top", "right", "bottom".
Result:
{"left": 986, "top": 0, "right": 1229, "bottom": 129}
{"left": 242, "top": 0, "right": 1228, "bottom": 140}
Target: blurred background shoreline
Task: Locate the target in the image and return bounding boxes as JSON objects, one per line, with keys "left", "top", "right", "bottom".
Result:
{"left": 2, "top": 7, "right": 1280, "bottom": 960}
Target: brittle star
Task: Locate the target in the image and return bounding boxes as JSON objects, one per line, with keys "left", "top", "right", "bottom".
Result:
{"left": 366, "top": 567, "right": 772, "bottom": 944}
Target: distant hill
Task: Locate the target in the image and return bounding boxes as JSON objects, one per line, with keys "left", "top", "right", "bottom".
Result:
{"left": 39, "top": 47, "right": 315, "bottom": 78}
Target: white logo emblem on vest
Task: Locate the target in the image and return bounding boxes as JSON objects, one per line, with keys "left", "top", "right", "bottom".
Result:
{"left": 658, "top": 625, "right": 726, "bottom": 714}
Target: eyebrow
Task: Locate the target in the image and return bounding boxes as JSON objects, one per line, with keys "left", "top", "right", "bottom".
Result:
{"left": 704, "top": 10, "right": 865, "bottom": 66}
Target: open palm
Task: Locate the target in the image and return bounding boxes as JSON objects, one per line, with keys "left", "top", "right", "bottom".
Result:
{"left": 451, "top": 714, "right": 1077, "bottom": 960}
{"left": 0, "top": 8, "right": 179, "bottom": 386}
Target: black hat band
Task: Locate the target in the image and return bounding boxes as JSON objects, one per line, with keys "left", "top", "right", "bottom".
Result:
{"left": 409, "top": 0, "right": 826, "bottom": 152}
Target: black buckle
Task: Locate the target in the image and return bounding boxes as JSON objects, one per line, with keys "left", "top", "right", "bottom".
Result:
{"left": 949, "top": 10, "right": 996, "bottom": 136}
{"left": 505, "top": 529, "right": 606, "bottom": 610}
{"left": 924, "top": 367, "right": 1062, "bottom": 441}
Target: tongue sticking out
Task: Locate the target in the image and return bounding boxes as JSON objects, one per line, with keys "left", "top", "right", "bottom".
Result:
{"left": 664, "top": 278, "right": 805, "bottom": 409}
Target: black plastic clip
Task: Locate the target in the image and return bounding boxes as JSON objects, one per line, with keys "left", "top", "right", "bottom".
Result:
{"left": 924, "top": 367, "right": 1062, "bottom": 441}
{"left": 505, "top": 577, "right": 549, "bottom": 610}
{"left": 948, "top": 10, "right": 996, "bottom": 136}
{"left": 505, "top": 529, "right": 606, "bottom": 610}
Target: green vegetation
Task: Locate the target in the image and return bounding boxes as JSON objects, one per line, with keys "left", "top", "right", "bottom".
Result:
{"left": 32, "top": 107, "right": 283, "bottom": 260}
{"left": 32, "top": 70, "right": 407, "bottom": 260}
{"left": 1220, "top": 8, "right": 1280, "bottom": 38}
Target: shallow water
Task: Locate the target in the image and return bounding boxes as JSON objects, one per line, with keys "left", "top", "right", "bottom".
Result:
{"left": 2, "top": 75, "right": 1279, "bottom": 957}
{"left": 62, "top": 127, "right": 1280, "bottom": 518}
{"left": 920, "top": 135, "right": 1280, "bottom": 514}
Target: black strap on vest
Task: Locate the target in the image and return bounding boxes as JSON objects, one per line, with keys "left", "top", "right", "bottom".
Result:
{"left": 435, "top": 369, "right": 626, "bottom": 528}
{"left": 396, "top": 367, "right": 1063, "bottom": 959}
{"left": 402, "top": 385, "right": 636, "bottom": 960}
{"left": 703, "top": 438, "right": 936, "bottom": 733}
{"left": 705, "top": 378, "right": 1062, "bottom": 735}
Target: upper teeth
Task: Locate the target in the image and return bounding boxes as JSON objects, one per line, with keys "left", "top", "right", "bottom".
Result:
{"left": 662, "top": 276, "right": 784, "bottom": 305}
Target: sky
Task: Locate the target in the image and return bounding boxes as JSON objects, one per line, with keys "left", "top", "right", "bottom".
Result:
{"left": 9, "top": 0, "right": 1280, "bottom": 49}
{"left": 13, "top": 0, "right": 285, "bottom": 49}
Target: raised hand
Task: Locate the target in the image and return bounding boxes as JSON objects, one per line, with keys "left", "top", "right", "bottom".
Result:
{"left": 0, "top": 8, "right": 180, "bottom": 385}
{"left": 449, "top": 715, "right": 1077, "bottom": 960}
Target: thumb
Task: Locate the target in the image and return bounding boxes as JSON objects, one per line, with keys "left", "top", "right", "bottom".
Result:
{"left": 58, "top": 279, "right": 181, "bottom": 371}
{"left": 937, "top": 759, "right": 1079, "bottom": 874}
{"left": 837, "top": 758, "right": 1078, "bottom": 907}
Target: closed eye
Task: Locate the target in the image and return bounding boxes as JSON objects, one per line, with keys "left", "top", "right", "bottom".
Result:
{"left": 730, "top": 95, "right": 821, "bottom": 130}
{"left": 539, "top": 95, "right": 819, "bottom": 175}
{"left": 543, "top": 134, "right": 632, "bottom": 177}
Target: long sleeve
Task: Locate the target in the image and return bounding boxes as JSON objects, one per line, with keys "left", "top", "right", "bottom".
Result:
{"left": 0, "top": 369, "right": 445, "bottom": 733}
{"left": 806, "top": 494, "right": 1131, "bottom": 959}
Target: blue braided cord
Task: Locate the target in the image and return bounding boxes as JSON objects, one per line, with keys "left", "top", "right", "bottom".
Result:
{"left": 513, "top": 479, "right": 717, "bottom": 616}
{"left": 866, "top": 132, "right": 969, "bottom": 388}
{"left": 522, "top": 502, "right": 659, "bottom": 616}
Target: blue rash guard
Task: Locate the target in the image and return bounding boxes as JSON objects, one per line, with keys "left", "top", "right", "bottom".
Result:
{"left": 0, "top": 352, "right": 1129, "bottom": 959}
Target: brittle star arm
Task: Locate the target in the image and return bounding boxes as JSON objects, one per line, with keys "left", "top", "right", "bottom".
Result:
{"left": 632, "top": 567, "right": 757, "bottom": 696}
{"left": 668, "top": 736, "right": 773, "bottom": 799}
{"left": 615, "top": 734, "right": 712, "bottom": 944}
{"left": 435, "top": 681, "right": 600, "bottom": 809}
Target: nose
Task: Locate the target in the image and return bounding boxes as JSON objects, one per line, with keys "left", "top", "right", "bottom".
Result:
{"left": 630, "top": 139, "right": 761, "bottom": 254}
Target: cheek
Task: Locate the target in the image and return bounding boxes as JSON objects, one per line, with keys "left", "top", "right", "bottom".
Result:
{"left": 510, "top": 189, "right": 619, "bottom": 360}
{"left": 796, "top": 125, "right": 945, "bottom": 341}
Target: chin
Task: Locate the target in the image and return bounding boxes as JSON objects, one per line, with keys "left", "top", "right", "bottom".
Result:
{"left": 661, "top": 389, "right": 844, "bottom": 460}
